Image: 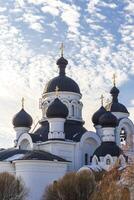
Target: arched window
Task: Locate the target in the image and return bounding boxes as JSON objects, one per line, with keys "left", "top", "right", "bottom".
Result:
{"left": 85, "top": 153, "right": 88, "bottom": 165}
{"left": 72, "top": 105, "right": 75, "bottom": 117}
{"left": 106, "top": 158, "right": 111, "bottom": 165}
{"left": 92, "top": 156, "right": 98, "bottom": 165}
{"left": 120, "top": 128, "right": 127, "bottom": 145}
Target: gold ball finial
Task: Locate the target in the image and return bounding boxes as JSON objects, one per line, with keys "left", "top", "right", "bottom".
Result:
{"left": 112, "top": 73, "right": 117, "bottom": 87}
{"left": 100, "top": 94, "right": 104, "bottom": 106}
{"left": 22, "top": 97, "right": 25, "bottom": 109}
{"left": 55, "top": 86, "right": 59, "bottom": 97}
{"left": 60, "top": 42, "right": 64, "bottom": 57}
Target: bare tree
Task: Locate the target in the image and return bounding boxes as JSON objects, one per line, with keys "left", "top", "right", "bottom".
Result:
{"left": 0, "top": 172, "right": 28, "bottom": 200}
{"left": 75, "top": 170, "right": 95, "bottom": 200}
{"left": 43, "top": 181, "right": 60, "bottom": 200}
{"left": 42, "top": 171, "right": 95, "bottom": 200}
{"left": 92, "top": 167, "right": 130, "bottom": 200}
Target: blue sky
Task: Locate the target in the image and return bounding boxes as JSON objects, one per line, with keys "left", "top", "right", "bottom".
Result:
{"left": 0, "top": 0, "right": 134, "bottom": 148}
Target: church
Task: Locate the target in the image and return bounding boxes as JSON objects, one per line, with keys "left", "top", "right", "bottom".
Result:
{"left": 0, "top": 50, "right": 134, "bottom": 200}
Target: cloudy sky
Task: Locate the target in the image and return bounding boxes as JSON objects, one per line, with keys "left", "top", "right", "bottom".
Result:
{"left": 0, "top": 0, "right": 134, "bottom": 148}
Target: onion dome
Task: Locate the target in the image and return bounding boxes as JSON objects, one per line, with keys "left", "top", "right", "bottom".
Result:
{"left": 93, "top": 142, "right": 123, "bottom": 158}
{"left": 99, "top": 111, "right": 118, "bottom": 128}
{"left": 108, "top": 86, "right": 129, "bottom": 113}
{"left": 44, "top": 56, "right": 80, "bottom": 94}
{"left": 92, "top": 106, "right": 106, "bottom": 126}
{"left": 12, "top": 108, "right": 33, "bottom": 128}
{"left": 46, "top": 98, "right": 68, "bottom": 118}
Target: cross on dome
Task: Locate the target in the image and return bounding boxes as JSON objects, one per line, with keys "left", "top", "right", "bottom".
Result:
{"left": 60, "top": 42, "right": 64, "bottom": 57}
{"left": 22, "top": 97, "right": 25, "bottom": 109}
{"left": 112, "top": 73, "right": 117, "bottom": 87}
{"left": 106, "top": 98, "right": 111, "bottom": 111}
{"left": 100, "top": 94, "right": 104, "bottom": 106}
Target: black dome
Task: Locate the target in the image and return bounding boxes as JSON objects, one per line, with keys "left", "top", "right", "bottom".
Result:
{"left": 110, "top": 102, "right": 129, "bottom": 113}
{"left": 105, "top": 86, "right": 129, "bottom": 114}
{"left": 44, "top": 56, "right": 80, "bottom": 94}
{"left": 93, "top": 142, "right": 123, "bottom": 158}
{"left": 12, "top": 108, "right": 33, "bottom": 128}
{"left": 92, "top": 106, "right": 106, "bottom": 126}
{"left": 99, "top": 111, "right": 118, "bottom": 128}
{"left": 44, "top": 76, "right": 80, "bottom": 94}
{"left": 46, "top": 98, "right": 69, "bottom": 118}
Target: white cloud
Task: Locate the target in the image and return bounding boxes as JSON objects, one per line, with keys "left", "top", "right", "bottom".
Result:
{"left": 41, "top": 6, "right": 60, "bottom": 16}
{"left": 22, "top": 11, "right": 44, "bottom": 32}
{"left": 0, "top": 0, "right": 134, "bottom": 148}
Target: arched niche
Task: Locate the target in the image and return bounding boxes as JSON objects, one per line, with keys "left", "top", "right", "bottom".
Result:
{"left": 17, "top": 133, "right": 33, "bottom": 150}
{"left": 19, "top": 139, "right": 31, "bottom": 150}
{"left": 70, "top": 100, "right": 77, "bottom": 117}
{"left": 104, "top": 154, "right": 113, "bottom": 166}
{"left": 116, "top": 118, "right": 134, "bottom": 151}
{"left": 92, "top": 155, "right": 98, "bottom": 165}
{"left": 80, "top": 131, "right": 101, "bottom": 165}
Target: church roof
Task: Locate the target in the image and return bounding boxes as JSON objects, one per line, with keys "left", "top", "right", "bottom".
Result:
{"left": 99, "top": 111, "right": 118, "bottom": 128}
{"left": 0, "top": 148, "right": 68, "bottom": 162}
{"left": 44, "top": 56, "right": 80, "bottom": 94}
{"left": 105, "top": 86, "right": 129, "bottom": 114}
{"left": 93, "top": 142, "right": 123, "bottom": 158}
{"left": 12, "top": 108, "right": 33, "bottom": 128}
{"left": 92, "top": 106, "right": 106, "bottom": 126}
{"left": 46, "top": 98, "right": 68, "bottom": 118}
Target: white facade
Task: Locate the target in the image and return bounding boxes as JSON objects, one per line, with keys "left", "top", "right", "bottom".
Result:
{"left": 4, "top": 89, "right": 134, "bottom": 200}
{"left": 14, "top": 160, "right": 67, "bottom": 200}
{"left": 0, "top": 61, "right": 134, "bottom": 200}
{"left": 40, "top": 91, "right": 83, "bottom": 122}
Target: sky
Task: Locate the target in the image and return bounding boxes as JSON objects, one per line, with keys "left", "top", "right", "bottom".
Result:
{"left": 0, "top": 0, "right": 134, "bottom": 148}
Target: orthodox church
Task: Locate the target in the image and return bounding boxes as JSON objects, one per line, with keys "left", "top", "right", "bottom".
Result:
{"left": 0, "top": 51, "right": 134, "bottom": 200}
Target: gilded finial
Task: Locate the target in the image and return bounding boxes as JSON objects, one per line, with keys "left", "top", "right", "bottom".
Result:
{"left": 100, "top": 94, "right": 104, "bottom": 106}
{"left": 55, "top": 86, "right": 59, "bottom": 97}
{"left": 22, "top": 97, "right": 24, "bottom": 109}
{"left": 112, "top": 73, "right": 117, "bottom": 87}
{"left": 60, "top": 42, "right": 64, "bottom": 57}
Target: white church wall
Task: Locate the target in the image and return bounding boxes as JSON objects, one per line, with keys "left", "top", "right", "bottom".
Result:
{"left": 94, "top": 125, "right": 102, "bottom": 139}
{"left": 37, "top": 140, "right": 76, "bottom": 171}
{"left": 14, "top": 160, "right": 68, "bottom": 200}
{"left": 48, "top": 118, "right": 65, "bottom": 139}
{"left": 0, "top": 161, "right": 15, "bottom": 174}
{"left": 79, "top": 131, "right": 101, "bottom": 168}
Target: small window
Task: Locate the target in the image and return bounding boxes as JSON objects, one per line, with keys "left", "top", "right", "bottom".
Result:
{"left": 72, "top": 105, "right": 75, "bottom": 116}
{"left": 106, "top": 158, "right": 111, "bottom": 165}
{"left": 120, "top": 128, "right": 127, "bottom": 145}
{"left": 85, "top": 153, "right": 88, "bottom": 165}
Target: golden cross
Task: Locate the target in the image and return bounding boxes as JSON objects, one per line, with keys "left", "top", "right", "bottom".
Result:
{"left": 60, "top": 42, "right": 64, "bottom": 57}
{"left": 106, "top": 98, "right": 111, "bottom": 111}
{"left": 100, "top": 94, "right": 104, "bottom": 106}
{"left": 112, "top": 73, "right": 117, "bottom": 86}
{"left": 55, "top": 86, "right": 59, "bottom": 97}
{"left": 22, "top": 97, "right": 25, "bottom": 109}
